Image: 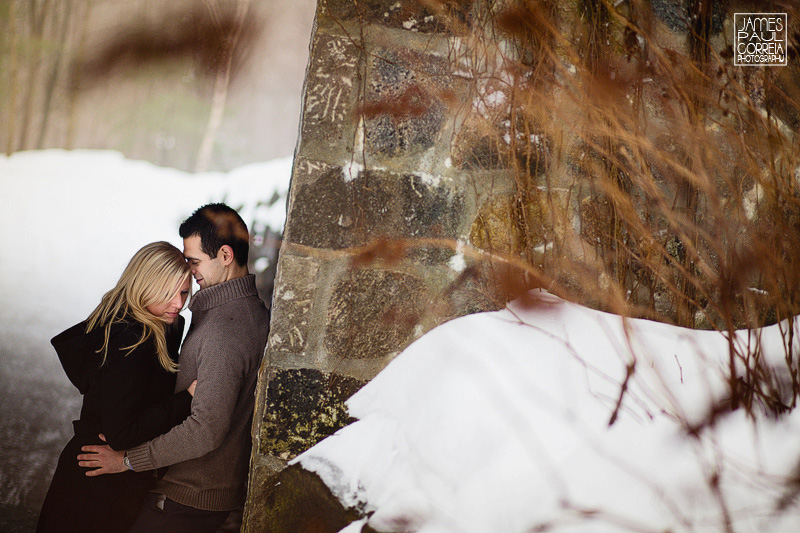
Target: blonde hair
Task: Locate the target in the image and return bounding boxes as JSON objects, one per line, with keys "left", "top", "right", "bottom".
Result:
{"left": 87, "top": 241, "right": 191, "bottom": 372}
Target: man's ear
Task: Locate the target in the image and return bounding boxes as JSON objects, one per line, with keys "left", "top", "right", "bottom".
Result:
{"left": 218, "top": 245, "right": 235, "bottom": 267}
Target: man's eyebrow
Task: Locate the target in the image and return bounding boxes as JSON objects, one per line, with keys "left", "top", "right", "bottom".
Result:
{"left": 183, "top": 254, "right": 200, "bottom": 261}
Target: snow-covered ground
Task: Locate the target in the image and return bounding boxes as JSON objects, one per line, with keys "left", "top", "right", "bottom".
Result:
{"left": 296, "top": 293, "right": 800, "bottom": 532}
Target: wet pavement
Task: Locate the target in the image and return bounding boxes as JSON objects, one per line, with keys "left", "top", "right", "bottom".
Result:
{"left": 0, "top": 326, "right": 80, "bottom": 532}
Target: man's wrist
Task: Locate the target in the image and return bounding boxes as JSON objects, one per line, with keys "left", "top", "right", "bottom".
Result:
{"left": 122, "top": 451, "right": 133, "bottom": 471}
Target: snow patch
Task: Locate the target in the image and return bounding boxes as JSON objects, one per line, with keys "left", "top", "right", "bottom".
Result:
{"left": 298, "top": 290, "right": 800, "bottom": 532}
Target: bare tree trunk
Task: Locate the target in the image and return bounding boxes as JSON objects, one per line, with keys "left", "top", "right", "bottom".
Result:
{"left": 65, "top": 0, "right": 91, "bottom": 149}
{"left": 195, "top": 0, "right": 251, "bottom": 173}
{"left": 5, "top": 0, "right": 20, "bottom": 155}
{"left": 18, "top": 0, "right": 52, "bottom": 150}
{"left": 36, "top": 0, "right": 72, "bottom": 149}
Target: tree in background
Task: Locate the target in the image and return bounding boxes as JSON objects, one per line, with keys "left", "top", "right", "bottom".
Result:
{"left": 0, "top": 0, "right": 263, "bottom": 171}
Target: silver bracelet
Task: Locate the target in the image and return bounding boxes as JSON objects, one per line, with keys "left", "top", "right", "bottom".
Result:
{"left": 123, "top": 452, "right": 133, "bottom": 471}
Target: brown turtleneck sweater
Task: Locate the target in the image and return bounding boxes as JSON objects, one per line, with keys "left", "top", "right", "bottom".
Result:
{"left": 126, "top": 274, "right": 269, "bottom": 511}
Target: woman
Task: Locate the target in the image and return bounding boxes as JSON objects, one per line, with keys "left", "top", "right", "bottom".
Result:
{"left": 36, "top": 242, "right": 196, "bottom": 533}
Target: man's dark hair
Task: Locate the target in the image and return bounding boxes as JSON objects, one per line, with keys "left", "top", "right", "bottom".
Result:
{"left": 179, "top": 203, "right": 249, "bottom": 266}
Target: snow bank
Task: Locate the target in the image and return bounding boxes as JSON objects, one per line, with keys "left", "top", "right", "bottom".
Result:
{"left": 296, "top": 290, "right": 800, "bottom": 532}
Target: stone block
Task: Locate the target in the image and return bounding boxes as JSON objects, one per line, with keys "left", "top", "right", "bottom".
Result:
{"left": 286, "top": 164, "right": 395, "bottom": 249}
{"left": 451, "top": 116, "right": 552, "bottom": 176}
{"left": 242, "top": 455, "right": 292, "bottom": 532}
{"left": 469, "top": 194, "right": 548, "bottom": 256}
{"left": 579, "top": 195, "right": 616, "bottom": 248}
{"left": 244, "top": 463, "right": 360, "bottom": 533}
{"left": 401, "top": 173, "right": 464, "bottom": 236}
{"left": 266, "top": 254, "right": 320, "bottom": 357}
{"left": 259, "top": 368, "right": 366, "bottom": 459}
{"left": 300, "top": 31, "right": 362, "bottom": 155}
{"left": 363, "top": 48, "right": 452, "bottom": 157}
{"left": 319, "top": 0, "right": 472, "bottom": 34}
{"left": 401, "top": 173, "right": 465, "bottom": 263}
{"left": 325, "top": 268, "right": 426, "bottom": 360}
{"left": 649, "top": 0, "right": 725, "bottom": 34}
{"left": 287, "top": 162, "right": 465, "bottom": 251}
{"left": 452, "top": 132, "right": 508, "bottom": 170}
{"left": 440, "top": 267, "right": 500, "bottom": 319}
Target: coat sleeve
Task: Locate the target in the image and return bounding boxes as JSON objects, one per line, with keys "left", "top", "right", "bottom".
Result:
{"left": 99, "top": 328, "right": 192, "bottom": 451}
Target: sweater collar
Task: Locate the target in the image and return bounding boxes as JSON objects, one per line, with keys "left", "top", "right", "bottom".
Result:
{"left": 189, "top": 274, "right": 258, "bottom": 312}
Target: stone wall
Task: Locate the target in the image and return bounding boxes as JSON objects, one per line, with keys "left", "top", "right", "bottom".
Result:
{"left": 244, "top": 2, "right": 493, "bottom": 529}
{"left": 244, "top": 0, "right": 799, "bottom": 529}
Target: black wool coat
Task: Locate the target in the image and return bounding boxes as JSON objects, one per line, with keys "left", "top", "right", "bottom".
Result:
{"left": 36, "top": 316, "right": 192, "bottom": 533}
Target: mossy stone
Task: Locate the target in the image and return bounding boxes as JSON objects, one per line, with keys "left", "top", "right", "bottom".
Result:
{"left": 259, "top": 369, "right": 365, "bottom": 459}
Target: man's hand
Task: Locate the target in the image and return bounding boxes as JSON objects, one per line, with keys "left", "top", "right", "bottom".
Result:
{"left": 77, "top": 434, "right": 127, "bottom": 476}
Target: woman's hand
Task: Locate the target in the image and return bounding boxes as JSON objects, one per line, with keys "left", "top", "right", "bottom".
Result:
{"left": 187, "top": 379, "right": 197, "bottom": 397}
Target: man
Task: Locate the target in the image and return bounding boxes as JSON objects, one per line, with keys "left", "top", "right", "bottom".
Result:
{"left": 78, "top": 203, "right": 270, "bottom": 533}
